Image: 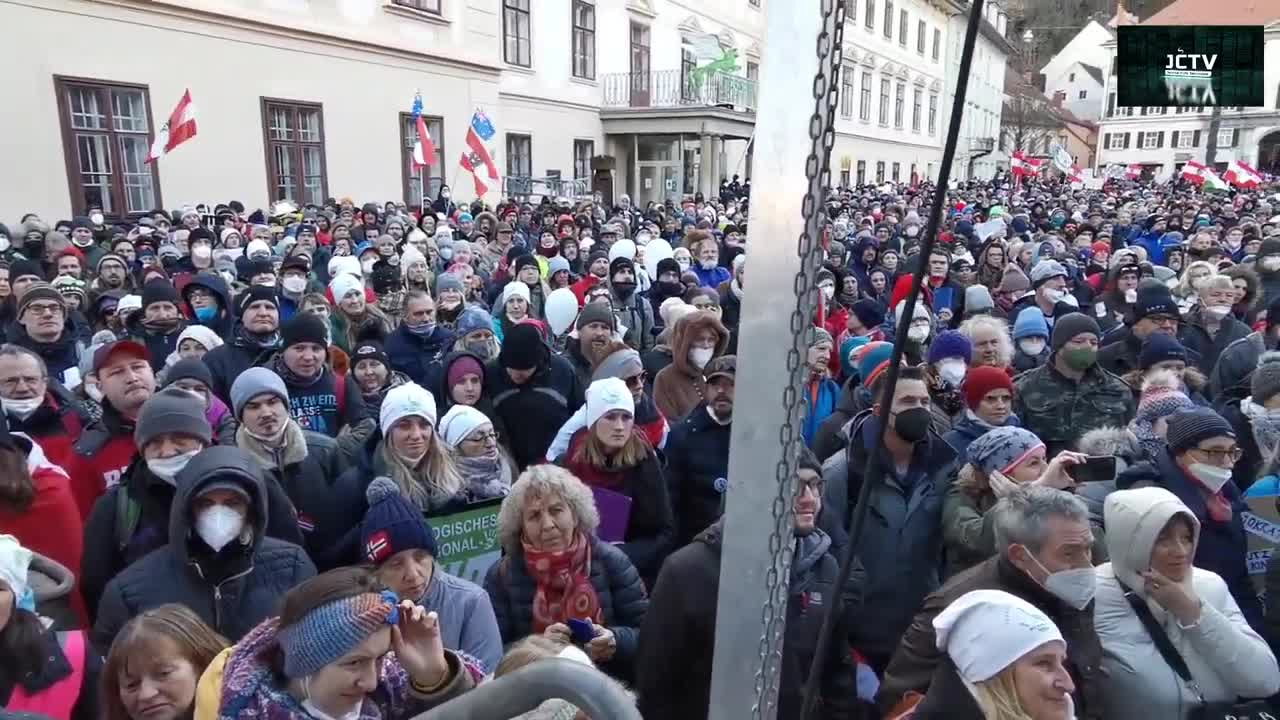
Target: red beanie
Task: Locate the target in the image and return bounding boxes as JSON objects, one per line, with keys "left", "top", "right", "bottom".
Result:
{"left": 962, "top": 365, "right": 1014, "bottom": 410}
{"left": 1090, "top": 241, "right": 1110, "bottom": 257}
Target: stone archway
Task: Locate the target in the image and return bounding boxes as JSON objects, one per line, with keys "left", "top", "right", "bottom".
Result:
{"left": 1259, "top": 128, "right": 1280, "bottom": 175}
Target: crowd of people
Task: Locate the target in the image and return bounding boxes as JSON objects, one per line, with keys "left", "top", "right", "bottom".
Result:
{"left": 2, "top": 174, "right": 1280, "bottom": 719}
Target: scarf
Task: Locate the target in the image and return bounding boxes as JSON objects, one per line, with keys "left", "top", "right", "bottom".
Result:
{"left": 836, "top": 290, "right": 860, "bottom": 309}
{"left": 236, "top": 420, "right": 308, "bottom": 472}
{"left": 141, "top": 316, "right": 182, "bottom": 335}
{"left": 523, "top": 532, "right": 602, "bottom": 634}
{"left": 234, "top": 324, "right": 281, "bottom": 350}
{"left": 271, "top": 353, "right": 323, "bottom": 389}
{"left": 1191, "top": 471, "right": 1233, "bottom": 523}
{"left": 454, "top": 452, "right": 512, "bottom": 502}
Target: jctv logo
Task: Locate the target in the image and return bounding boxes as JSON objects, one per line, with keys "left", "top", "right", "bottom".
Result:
{"left": 1164, "top": 48, "right": 1218, "bottom": 79}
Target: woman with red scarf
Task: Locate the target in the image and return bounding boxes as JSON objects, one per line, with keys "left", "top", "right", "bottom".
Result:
{"left": 483, "top": 464, "right": 648, "bottom": 681}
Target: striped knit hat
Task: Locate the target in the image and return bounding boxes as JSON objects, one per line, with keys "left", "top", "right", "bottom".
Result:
{"left": 277, "top": 589, "right": 401, "bottom": 678}
{"left": 966, "top": 426, "right": 1044, "bottom": 476}
{"left": 1164, "top": 407, "right": 1235, "bottom": 455}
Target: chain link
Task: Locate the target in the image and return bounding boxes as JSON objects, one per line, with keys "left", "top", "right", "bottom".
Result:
{"left": 750, "top": 2, "right": 845, "bottom": 717}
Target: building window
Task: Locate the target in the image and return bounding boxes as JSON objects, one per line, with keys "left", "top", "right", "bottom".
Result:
{"left": 506, "top": 133, "right": 532, "bottom": 186}
{"left": 932, "top": 28, "right": 940, "bottom": 60}
{"left": 262, "top": 99, "right": 327, "bottom": 205}
{"left": 894, "top": 82, "right": 905, "bottom": 128}
{"left": 680, "top": 47, "right": 695, "bottom": 102}
{"left": 54, "top": 77, "right": 161, "bottom": 217}
{"left": 1078, "top": 90, "right": 1087, "bottom": 99}
{"left": 571, "top": 1, "right": 595, "bottom": 79}
{"left": 1107, "top": 132, "right": 1126, "bottom": 150}
{"left": 844, "top": 0, "right": 856, "bottom": 23}
{"left": 392, "top": 0, "right": 441, "bottom": 12}
{"left": 1175, "top": 131, "right": 1195, "bottom": 149}
{"left": 400, "top": 113, "right": 444, "bottom": 206}
{"left": 891, "top": 161, "right": 901, "bottom": 181}
{"left": 503, "top": 0, "right": 531, "bottom": 67}
{"left": 1217, "top": 129, "right": 1235, "bottom": 147}
{"left": 879, "top": 78, "right": 890, "bottom": 125}
{"left": 841, "top": 68, "right": 855, "bottom": 119}
{"left": 865, "top": 0, "right": 874, "bottom": 29}
{"left": 917, "top": 20, "right": 926, "bottom": 53}
{"left": 883, "top": 0, "right": 893, "bottom": 38}
{"left": 1142, "top": 131, "right": 1162, "bottom": 149}
{"left": 1145, "top": 106, "right": 1164, "bottom": 116}
{"left": 912, "top": 88, "right": 922, "bottom": 132}
{"left": 927, "top": 93, "right": 937, "bottom": 135}
{"left": 859, "top": 71, "right": 872, "bottom": 121}
{"left": 898, "top": 9, "right": 907, "bottom": 46}
{"left": 1069, "top": 71, "right": 1076, "bottom": 81}
{"left": 856, "top": 159, "right": 866, "bottom": 184}
{"left": 875, "top": 160, "right": 885, "bottom": 182}
{"left": 747, "top": 62, "right": 760, "bottom": 83}
{"left": 840, "top": 168, "right": 851, "bottom": 187}
{"left": 573, "top": 139, "right": 593, "bottom": 182}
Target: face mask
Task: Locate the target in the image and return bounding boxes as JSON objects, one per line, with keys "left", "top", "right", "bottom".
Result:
{"left": 0, "top": 236, "right": 8, "bottom": 252}
{"left": 466, "top": 339, "right": 497, "bottom": 360}
{"left": 72, "top": 233, "right": 93, "bottom": 248}
{"left": 1204, "top": 304, "right": 1231, "bottom": 320}
{"left": 1059, "top": 346, "right": 1097, "bottom": 371}
{"left": 90, "top": 212, "right": 105, "bottom": 226}
{"left": 246, "top": 420, "right": 289, "bottom": 445}
{"left": 891, "top": 406, "right": 932, "bottom": 443}
{"left": 906, "top": 225, "right": 920, "bottom": 237}
{"left": 439, "top": 247, "right": 454, "bottom": 261}
{"left": 195, "top": 504, "right": 246, "bottom": 552}
{"left": 677, "top": 258, "right": 691, "bottom": 271}
{"left": 2, "top": 395, "right": 43, "bottom": 419}
{"left": 820, "top": 285, "right": 835, "bottom": 300}
{"left": 147, "top": 449, "right": 200, "bottom": 484}
{"left": 689, "top": 346, "right": 714, "bottom": 369}
{"left": 441, "top": 190, "right": 451, "bottom": 199}
{"left": 193, "top": 246, "right": 212, "bottom": 261}
{"left": 406, "top": 320, "right": 437, "bottom": 337}
{"left": 1042, "top": 287, "right": 1065, "bottom": 304}
{"left": 1124, "top": 288, "right": 1138, "bottom": 303}
{"left": 938, "top": 360, "right": 966, "bottom": 387}
{"left": 1018, "top": 338, "right": 1046, "bottom": 357}
{"left": 907, "top": 324, "right": 929, "bottom": 343}
{"left": 362, "top": 258, "right": 377, "bottom": 274}
{"left": 282, "top": 276, "right": 307, "bottom": 294}
{"left": 1188, "top": 462, "right": 1231, "bottom": 493}
{"left": 1262, "top": 257, "right": 1280, "bottom": 272}
{"left": 1027, "top": 551, "right": 1096, "bottom": 610}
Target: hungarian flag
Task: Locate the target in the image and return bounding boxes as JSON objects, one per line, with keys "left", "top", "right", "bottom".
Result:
{"left": 410, "top": 93, "right": 435, "bottom": 170}
{"left": 1125, "top": 164, "right": 1142, "bottom": 180}
{"left": 146, "top": 89, "right": 197, "bottom": 163}
{"left": 1202, "top": 167, "right": 1230, "bottom": 192}
{"left": 459, "top": 110, "right": 499, "bottom": 197}
{"left": 1224, "top": 159, "right": 1262, "bottom": 189}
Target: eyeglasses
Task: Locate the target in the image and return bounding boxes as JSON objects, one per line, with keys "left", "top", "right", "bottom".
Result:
{"left": 1146, "top": 314, "right": 1179, "bottom": 327}
{"left": 799, "top": 476, "right": 825, "bottom": 492}
{"left": 464, "top": 430, "right": 498, "bottom": 444}
{"left": 25, "top": 303, "right": 64, "bottom": 317}
{"left": 1191, "top": 446, "right": 1243, "bottom": 464}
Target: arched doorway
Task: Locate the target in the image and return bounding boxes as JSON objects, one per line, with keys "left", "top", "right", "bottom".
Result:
{"left": 1260, "top": 130, "right": 1280, "bottom": 176}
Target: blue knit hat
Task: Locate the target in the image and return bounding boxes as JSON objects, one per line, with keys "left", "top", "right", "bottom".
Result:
{"left": 360, "top": 477, "right": 438, "bottom": 566}
{"left": 1012, "top": 307, "right": 1049, "bottom": 341}
{"left": 855, "top": 341, "right": 895, "bottom": 388}
{"left": 1138, "top": 333, "right": 1187, "bottom": 371}
{"left": 840, "top": 335, "right": 871, "bottom": 379}
{"left": 927, "top": 330, "right": 973, "bottom": 365}
{"left": 455, "top": 306, "right": 493, "bottom": 338}
{"left": 966, "top": 426, "right": 1044, "bottom": 476}
{"left": 277, "top": 588, "right": 401, "bottom": 679}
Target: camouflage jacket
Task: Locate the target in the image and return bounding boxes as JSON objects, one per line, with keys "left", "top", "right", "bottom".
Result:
{"left": 1013, "top": 358, "right": 1135, "bottom": 458}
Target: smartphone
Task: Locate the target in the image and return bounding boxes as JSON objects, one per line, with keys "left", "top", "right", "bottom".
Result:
{"left": 566, "top": 617, "right": 595, "bottom": 645}
{"left": 1067, "top": 455, "right": 1117, "bottom": 484}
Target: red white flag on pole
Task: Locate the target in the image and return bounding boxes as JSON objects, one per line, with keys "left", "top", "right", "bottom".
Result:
{"left": 1010, "top": 150, "right": 1043, "bottom": 177}
{"left": 1125, "top": 163, "right": 1142, "bottom": 180}
{"left": 1067, "top": 164, "right": 1084, "bottom": 184}
{"left": 1181, "top": 160, "right": 1207, "bottom": 184}
{"left": 1224, "top": 159, "right": 1262, "bottom": 189}
{"left": 410, "top": 92, "right": 435, "bottom": 171}
{"left": 146, "top": 89, "right": 197, "bottom": 163}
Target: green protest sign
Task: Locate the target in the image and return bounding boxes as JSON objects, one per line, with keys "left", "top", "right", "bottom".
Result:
{"left": 427, "top": 498, "right": 503, "bottom": 585}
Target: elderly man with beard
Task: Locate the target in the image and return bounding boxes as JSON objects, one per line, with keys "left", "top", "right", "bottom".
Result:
{"left": 563, "top": 303, "right": 617, "bottom": 388}
{"left": 664, "top": 355, "right": 736, "bottom": 545}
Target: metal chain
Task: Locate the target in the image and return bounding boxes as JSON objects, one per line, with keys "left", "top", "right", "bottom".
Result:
{"left": 750, "top": 2, "right": 845, "bottom": 717}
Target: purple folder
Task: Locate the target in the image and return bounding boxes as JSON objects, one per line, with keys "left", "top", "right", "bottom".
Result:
{"left": 591, "top": 487, "right": 633, "bottom": 543}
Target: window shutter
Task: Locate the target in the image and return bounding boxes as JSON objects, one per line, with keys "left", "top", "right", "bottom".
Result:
{"left": 1193, "top": 130, "right": 1201, "bottom": 147}
{"left": 1123, "top": 132, "right": 1130, "bottom": 149}
{"left": 1103, "top": 132, "right": 1111, "bottom": 148}
{"left": 1170, "top": 130, "right": 1178, "bottom": 147}
{"left": 1230, "top": 129, "right": 1239, "bottom": 147}
{"left": 1156, "top": 131, "right": 1164, "bottom": 148}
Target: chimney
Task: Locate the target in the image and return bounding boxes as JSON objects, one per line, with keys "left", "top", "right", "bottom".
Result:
{"left": 1052, "top": 90, "right": 1066, "bottom": 107}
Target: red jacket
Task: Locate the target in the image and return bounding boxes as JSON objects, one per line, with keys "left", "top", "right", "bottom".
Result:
{"left": 65, "top": 431, "right": 136, "bottom": 519}
{"left": 570, "top": 274, "right": 601, "bottom": 306}
{"left": 18, "top": 393, "right": 84, "bottom": 474}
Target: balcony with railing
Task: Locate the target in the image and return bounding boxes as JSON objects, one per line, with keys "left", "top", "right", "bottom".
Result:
{"left": 970, "top": 137, "right": 996, "bottom": 152}
{"left": 601, "top": 69, "right": 757, "bottom": 113}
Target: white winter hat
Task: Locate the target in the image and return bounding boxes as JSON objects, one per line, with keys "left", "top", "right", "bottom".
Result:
{"left": 659, "top": 297, "right": 692, "bottom": 325}
{"left": 502, "top": 281, "right": 531, "bottom": 307}
{"left": 438, "top": 404, "right": 492, "bottom": 448}
{"left": 246, "top": 238, "right": 273, "bottom": 260}
{"left": 585, "top": 377, "right": 634, "bottom": 427}
{"left": 608, "top": 239, "right": 637, "bottom": 263}
{"left": 328, "top": 255, "right": 362, "bottom": 280}
{"left": 176, "top": 325, "right": 223, "bottom": 353}
{"left": 380, "top": 382, "right": 438, "bottom": 434}
{"left": 329, "top": 273, "right": 364, "bottom": 303}
{"left": 0, "top": 534, "right": 33, "bottom": 611}
{"left": 117, "top": 294, "right": 142, "bottom": 316}
{"left": 401, "top": 245, "right": 428, "bottom": 279}
{"left": 933, "top": 589, "right": 1065, "bottom": 684}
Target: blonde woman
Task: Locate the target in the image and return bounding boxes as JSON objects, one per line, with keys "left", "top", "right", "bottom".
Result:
{"left": 1172, "top": 260, "right": 1215, "bottom": 312}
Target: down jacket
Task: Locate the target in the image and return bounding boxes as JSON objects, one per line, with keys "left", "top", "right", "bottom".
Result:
{"left": 483, "top": 534, "right": 648, "bottom": 681}
{"left": 1094, "top": 487, "right": 1280, "bottom": 719}
{"left": 91, "top": 447, "right": 316, "bottom": 652}
{"left": 651, "top": 311, "right": 730, "bottom": 422}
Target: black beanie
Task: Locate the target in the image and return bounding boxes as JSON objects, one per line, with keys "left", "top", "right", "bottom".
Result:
{"left": 188, "top": 227, "right": 216, "bottom": 246}
{"left": 499, "top": 322, "right": 544, "bottom": 371}
{"left": 851, "top": 298, "right": 885, "bottom": 329}
{"left": 141, "top": 279, "right": 180, "bottom": 311}
{"left": 610, "top": 256, "right": 635, "bottom": 278}
{"left": 164, "top": 357, "right": 215, "bottom": 389}
{"left": 9, "top": 259, "right": 44, "bottom": 282}
{"left": 656, "top": 258, "right": 680, "bottom": 278}
{"left": 235, "top": 286, "right": 279, "bottom": 318}
{"left": 281, "top": 312, "right": 329, "bottom": 349}
{"left": 352, "top": 339, "right": 390, "bottom": 371}
{"left": 1050, "top": 312, "right": 1101, "bottom": 352}
{"left": 512, "top": 254, "right": 539, "bottom": 277}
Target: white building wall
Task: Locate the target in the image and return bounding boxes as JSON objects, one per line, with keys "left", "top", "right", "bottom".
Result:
{"left": 943, "top": 2, "right": 1010, "bottom": 181}
{"left": 1039, "top": 21, "right": 1114, "bottom": 92}
{"left": 1045, "top": 62, "right": 1105, "bottom": 122}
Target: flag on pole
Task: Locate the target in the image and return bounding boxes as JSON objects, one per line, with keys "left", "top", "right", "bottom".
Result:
{"left": 410, "top": 92, "right": 435, "bottom": 170}
{"left": 1202, "top": 167, "right": 1230, "bottom": 192}
{"left": 1181, "top": 160, "right": 1207, "bottom": 185}
{"left": 1224, "top": 159, "right": 1262, "bottom": 189}
{"left": 1010, "top": 150, "right": 1044, "bottom": 177}
{"left": 459, "top": 110, "right": 499, "bottom": 197}
{"left": 1067, "top": 164, "right": 1084, "bottom": 184}
{"left": 1125, "top": 163, "right": 1142, "bottom": 180}
{"left": 146, "top": 89, "right": 197, "bottom": 163}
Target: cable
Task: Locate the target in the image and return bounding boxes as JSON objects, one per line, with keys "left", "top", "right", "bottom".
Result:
{"left": 799, "top": 0, "right": 990, "bottom": 716}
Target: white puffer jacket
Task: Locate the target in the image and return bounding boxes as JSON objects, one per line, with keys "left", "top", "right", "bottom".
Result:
{"left": 1094, "top": 487, "right": 1280, "bottom": 719}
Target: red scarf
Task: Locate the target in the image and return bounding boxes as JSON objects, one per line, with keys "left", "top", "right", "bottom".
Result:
{"left": 562, "top": 430, "right": 627, "bottom": 491}
{"left": 1183, "top": 467, "right": 1233, "bottom": 522}
{"left": 523, "top": 532, "right": 602, "bottom": 633}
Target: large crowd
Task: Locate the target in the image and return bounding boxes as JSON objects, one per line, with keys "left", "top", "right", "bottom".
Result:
{"left": 2, "top": 173, "right": 1280, "bottom": 719}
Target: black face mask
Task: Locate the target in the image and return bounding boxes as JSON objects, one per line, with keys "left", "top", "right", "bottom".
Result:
{"left": 891, "top": 407, "right": 932, "bottom": 443}
{"left": 612, "top": 280, "right": 637, "bottom": 298}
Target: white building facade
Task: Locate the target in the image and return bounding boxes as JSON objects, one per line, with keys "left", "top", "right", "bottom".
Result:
{"left": 1047, "top": 61, "right": 1106, "bottom": 122}
{"left": 944, "top": 0, "right": 1012, "bottom": 180}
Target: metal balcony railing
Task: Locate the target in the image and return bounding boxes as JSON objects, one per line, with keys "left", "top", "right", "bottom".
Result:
{"left": 970, "top": 137, "right": 996, "bottom": 151}
{"left": 602, "top": 69, "right": 758, "bottom": 112}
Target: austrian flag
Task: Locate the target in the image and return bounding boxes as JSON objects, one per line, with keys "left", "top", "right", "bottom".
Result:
{"left": 410, "top": 92, "right": 435, "bottom": 170}
{"left": 1225, "top": 160, "right": 1262, "bottom": 189}
{"left": 459, "top": 110, "right": 500, "bottom": 197}
{"left": 1010, "top": 150, "right": 1043, "bottom": 177}
{"left": 146, "top": 89, "right": 197, "bottom": 163}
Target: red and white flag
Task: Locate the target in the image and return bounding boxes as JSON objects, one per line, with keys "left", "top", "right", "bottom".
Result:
{"left": 410, "top": 92, "right": 435, "bottom": 171}
{"left": 1010, "top": 150, "right": 1044, "bottom": 177}
{"left": 1067, "top": 164, "right": 1084, "bottom": 184}
{"left": 1224, "top": 159, "right": 1262, "bottom": 189}
{"left": 1181, "top": 160, "right": 1207, "bottom": 184}
{"left": 146, "top": 89, "right": 197, "bottom": 163}
{"left": 1125, "top": 163, "right": 1142, "bottom": 180}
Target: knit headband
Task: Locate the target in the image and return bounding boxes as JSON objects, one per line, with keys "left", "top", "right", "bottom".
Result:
{"left": 278, "top": 590, "right": 400, "bottom": 679}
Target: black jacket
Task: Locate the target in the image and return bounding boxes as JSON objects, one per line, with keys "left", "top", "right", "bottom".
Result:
{"left": 8, "top": 325, "right": 83, "bottom": 386}
{"left": 636, "top": 520, "right": 856, "bottom": 720}
{"left": 203, "top": 331, "right": 281, "bottom": 405}
{"left": 125, "top": 312, "right": 186, "bottom": 373}
{"left": 90, "top": 447, "right": 315, "bottom": 651}
{"left": 1098, "top": 326, "right": 1202, "bottom": 377}
{"left": 1178, "top": 309, "right": 1252, "bottom": 377}
{"left": 485, "top": 348, "right": 584, "bottom": 469}
{"left": 663, "top": 403, "right": 732, "bottom": 545}
{"left": 484, "top": 535, "right": 647, "bottom": 681}
{"left": 386, "top": 323, "right": 456, "bottom": 390}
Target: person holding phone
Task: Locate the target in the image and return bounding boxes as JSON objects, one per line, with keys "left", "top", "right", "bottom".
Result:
{"left": 943, "top": 426, "right": 1086, "bottom": 577}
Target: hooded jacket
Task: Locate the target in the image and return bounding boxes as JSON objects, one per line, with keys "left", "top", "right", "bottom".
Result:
{"left": 203, "top": 327, "right": 281, "bottom": 405}
{"left": 1094, "top": 488, "right": 1279, "bottom": 719}
{"left": 1098, "top": 326, "right": 1202, "bottom": 377}
{"left": 182, "top": 272, "right": 234, "bottom": 337}
{"left": 484, "top": 349, "right": 584, "bottom": 469}
{"left": 609, "top": 284, "right": 656, "bottom": 352}
{"left": 90, "top": 447, "right": 315, "bottom": 652}
{"left": 386, "top": 322, "right": 456, "bottom": 390}
{"left": 811, "top": 380, "right": 872, "bottom": 462}
{"left": 1115, "top": 449, "right": 1264, "bottom": 631}
{"left": 652, "top": 312, "right": 730, "bottom": 422}
{"left": 1178, "top": 307, "right": 1252, "bottom": 377}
